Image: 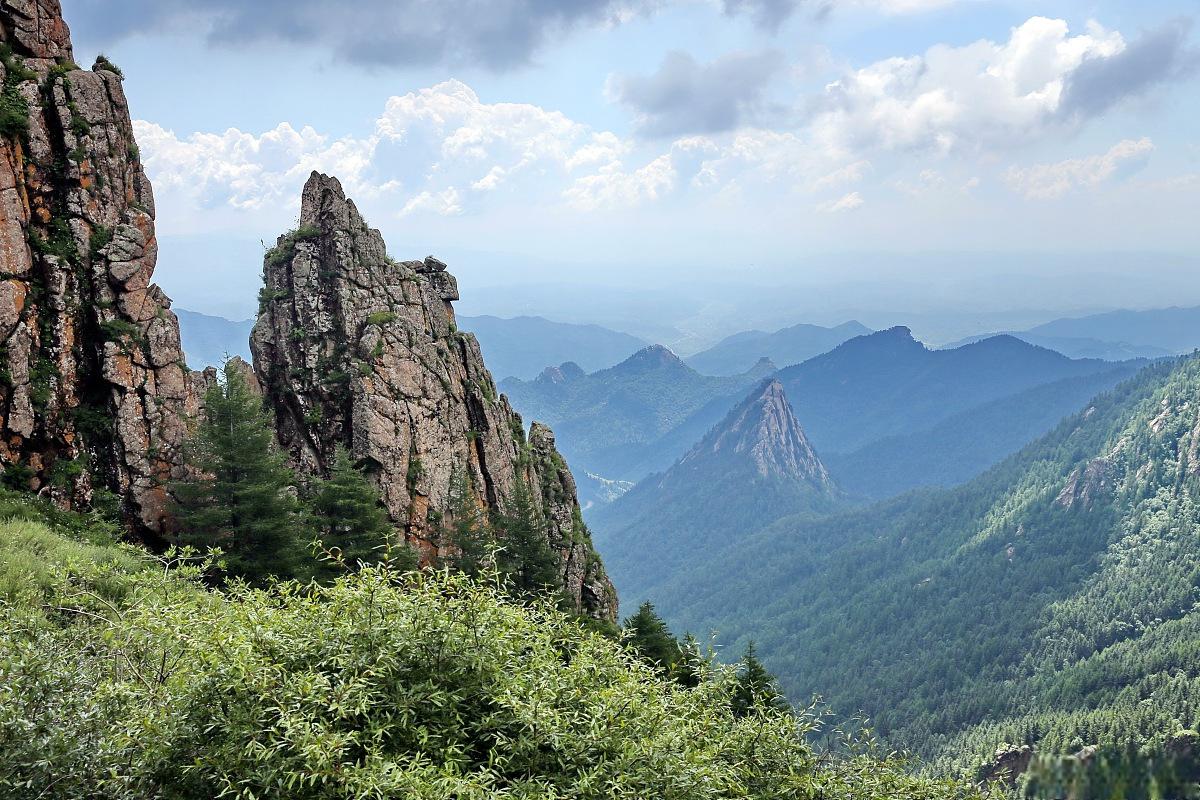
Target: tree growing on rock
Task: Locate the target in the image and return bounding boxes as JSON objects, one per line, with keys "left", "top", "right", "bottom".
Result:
{"left": 310, "top": 446, "right": 413, "bottom": 576}
{"left": 171, "top": 360, "right": 311, "bottom": 583}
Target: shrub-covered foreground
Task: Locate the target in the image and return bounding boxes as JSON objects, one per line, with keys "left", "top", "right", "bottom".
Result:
{"left": 0, "top": 518, "right": 990, "bottom": 799}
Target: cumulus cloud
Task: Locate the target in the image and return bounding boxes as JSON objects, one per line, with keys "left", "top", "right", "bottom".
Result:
{"left": 610, "top": 50, "right": 786, "bottom": 137}
{"left": 62, "top": 0, "right": 655, "bottom": 70}
{"left": 1003, "top": 138, "right": 1155, "bottom": 199}
{"left": 806, "top": 16, "right": 1190, "bottom": 158}
{"left": 137, "top": 80, "right": 640, "bottom": 220}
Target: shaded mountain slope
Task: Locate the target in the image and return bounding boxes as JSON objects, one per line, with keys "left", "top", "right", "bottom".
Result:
{"left": 779, "top": 327, "right": 1128, "bottom": 455}
{"left": 593, "top": 379, "right": 840, "bottom": 601}
{"left": 824, "top": 363, "right": 1143, "bottom": 499}
{"left": 632, "top": 355, "right": 1200, "bottom": 769}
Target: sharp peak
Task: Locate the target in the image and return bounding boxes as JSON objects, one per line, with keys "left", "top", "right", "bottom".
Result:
{"left": 620, "top": 344, "right": 686, "bottom": 368}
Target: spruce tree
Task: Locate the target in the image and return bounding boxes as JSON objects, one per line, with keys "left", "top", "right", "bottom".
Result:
{"left": 493, "top": 476, "right": 560, "bottom": 602}
{"left": 171, "top": 360, "right": 310, "bottom": 583}
{"left": 310, "top": 446, "right": 409, "bottom": 574}
{"left": 623, "top": 601, "right": 683, "bottom": 673}
{"left": 438, "top": 464, "right": 494, "bottom": 578}
{"left": 732, "top": 642, "right": 788, "bottom": 717}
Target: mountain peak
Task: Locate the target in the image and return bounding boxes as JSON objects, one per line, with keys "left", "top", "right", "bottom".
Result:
{"left": 682, "top": 379, "right": 834, "bottom": 486}
{"left": 616, "top": 344, "right": 688, "bottom": 373}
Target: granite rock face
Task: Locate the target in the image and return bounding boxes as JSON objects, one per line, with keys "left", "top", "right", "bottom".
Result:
{"left": 251, "top": 172, "right": 616, "bottom": 621}
{"left": 0, "top": 0, "right": 196, "bottom": 536}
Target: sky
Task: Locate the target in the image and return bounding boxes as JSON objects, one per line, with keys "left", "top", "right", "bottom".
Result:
{"left": 59, "top": 0, "right": 1200, "bottom": 330}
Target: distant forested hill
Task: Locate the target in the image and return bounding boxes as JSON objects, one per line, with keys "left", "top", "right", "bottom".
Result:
{"left": 499, "top": 346, "right": 771, "bottom": 482}
{"left": 946, "top": 305, "right": 1200, "bottom": 361}
{"left": 624, "top": 355, "right": 1200, "bottom": 771}
{"left": 176, "top": 309, "right": 253, "bottom": 369}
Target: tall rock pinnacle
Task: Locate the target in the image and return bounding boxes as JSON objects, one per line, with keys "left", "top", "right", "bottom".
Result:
{"left": 0, "top": 0, "right": 196, "bottom": 535}
{"left": 682, "top": 378, "right": 834, "bottom": 487}
{"left": 252, "top": 172, "right": 617, "bottom": 621}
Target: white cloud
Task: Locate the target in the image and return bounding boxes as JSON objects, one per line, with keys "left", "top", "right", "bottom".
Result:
{"left": 809, "top": 17, "right": 1126, "bottom": 157}
{"left": 399, "top": 188, "right": 464, "bottom": 217}
{"left": 134, "top": 17, "right": 1186, "bottom": 227}
{"left": 819, "top": 191, "right": 865, "bottom": 212}
{"left": 564, "top": 154, "right": 678, "bottom": 211}
{"left": 1003, "top": 138, "right": 1154, "bottom": 199}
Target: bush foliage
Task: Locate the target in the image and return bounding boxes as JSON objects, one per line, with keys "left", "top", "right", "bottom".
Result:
{"left": 0, "top": 516, "right": 991, "bottom": 799}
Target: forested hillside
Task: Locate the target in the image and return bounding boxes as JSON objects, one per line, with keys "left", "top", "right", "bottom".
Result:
{"left": 631, "top": 355, "right": 1200, "bottom": 773}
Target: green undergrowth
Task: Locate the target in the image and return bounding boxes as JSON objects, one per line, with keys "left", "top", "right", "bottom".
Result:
{"left": 0, "top": 505, "right": 992, "bottom": 800}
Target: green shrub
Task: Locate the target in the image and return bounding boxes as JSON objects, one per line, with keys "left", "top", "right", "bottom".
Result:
{"left": 92, "top": 54, "right": 124, "bottom": 78}
{"left": 0, "top": 528, "right": 989, "bottom": 799}
{"left": 99, "top": 318, "right": 143, "bottom": 342}
{"left": 365, "top": 310, "right": 397, "bottom": 327}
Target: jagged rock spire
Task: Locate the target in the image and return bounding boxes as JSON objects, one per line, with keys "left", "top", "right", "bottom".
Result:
{"left": 682, "top": 378, "right": 834, "bottom": 487}
{"left": 252, "top": 172, "right": 617, "bottom": 621}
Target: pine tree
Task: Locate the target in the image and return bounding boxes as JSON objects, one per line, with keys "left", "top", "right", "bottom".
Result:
{"left": 624, "top": 601, "right": 683, "bottom": 673}
{"left": 732, "top": 642, "right": 788, "bottom": 717}
{"left": 493, "top": 476, "right": 560, "bottom": 602}
{"left": 310, "top": 445, "right": 409, "bottom": 574}
{"left": 171, "top": 360, "right": 311, "bottom": 583}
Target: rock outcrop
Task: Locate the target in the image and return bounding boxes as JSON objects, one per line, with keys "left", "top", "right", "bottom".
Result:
{"left": 251, "top": 172, "right": 616, "bottom": 621}
{"left": 0, "top": 0, "right": 195, "bottom": 536}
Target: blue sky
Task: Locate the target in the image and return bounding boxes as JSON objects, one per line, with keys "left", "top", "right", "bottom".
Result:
{"left": 59, "top": 0, "right": 1200, "bottom": 322}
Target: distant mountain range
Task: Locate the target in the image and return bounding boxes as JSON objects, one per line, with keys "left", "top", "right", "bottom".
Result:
{"left": 510, "top": 327, "right": 1137, "bottom": 511}
{"left": 176, "top": 309, "right": 647, "bottom": 381}
{"left": 176, "top": 309, "right": 253, "bottom": 370}
{"left": 946, "top": 306, "right": 1200, "bottom": 361}
{"left": 686, "top": 321, "right": 872, "bottom": 375}
{"left": 500, "top": 346, "right": 774, "bottom": 494}
{"left": 776, "top": 327, "right": 1132, "bottom": 456}
{"left": 457, "top": 315, "right": 647, "bottom": 379}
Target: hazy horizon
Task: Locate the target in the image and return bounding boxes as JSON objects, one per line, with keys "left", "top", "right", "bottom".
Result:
{"left": 59, "top": 0, "right": 1200, "bottom": 349}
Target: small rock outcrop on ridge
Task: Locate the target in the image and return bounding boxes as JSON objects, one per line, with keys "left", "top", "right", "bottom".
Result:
{"left": 251, "top": 172, "right": 616, "bottom": 621}
{"left": 0, "top": 0, "right": 195, "bottom": 536}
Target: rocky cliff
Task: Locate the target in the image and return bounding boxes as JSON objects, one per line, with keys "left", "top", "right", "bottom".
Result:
{"left": 0, "top": 0, "right": 195, "bottom": 536}
{"left": 251, "top": 172, "right": 616, "bottom": 621}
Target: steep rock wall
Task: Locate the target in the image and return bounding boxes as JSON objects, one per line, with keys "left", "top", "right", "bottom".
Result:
{"left": 0, "top": 0, "right": 195, "bottom": 536}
